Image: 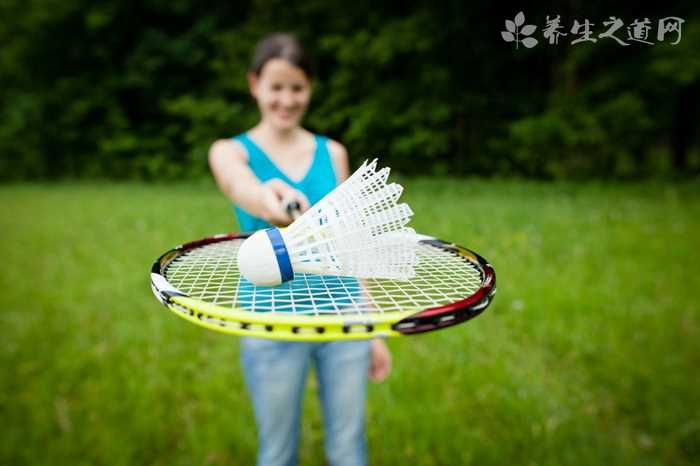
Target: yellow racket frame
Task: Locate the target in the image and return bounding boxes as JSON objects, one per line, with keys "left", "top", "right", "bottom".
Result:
{"left": 151, "top": 232, "right": 495, "bottom": 341}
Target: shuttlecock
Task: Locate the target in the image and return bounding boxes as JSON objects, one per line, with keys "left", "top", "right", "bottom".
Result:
{"left": 237, "top": 159, "right": 420, "bottom": 286}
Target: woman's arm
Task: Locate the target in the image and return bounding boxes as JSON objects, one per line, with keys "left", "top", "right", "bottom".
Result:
{"left": 369, "top": 339, "right": 392, "bottom": 382}
{"left": 208, "top": 139, "right": 309, "bottom": 227}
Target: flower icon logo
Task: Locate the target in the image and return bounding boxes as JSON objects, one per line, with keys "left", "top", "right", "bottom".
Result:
{"left": 502, "top": 11, "right": 538, "bottom": 49}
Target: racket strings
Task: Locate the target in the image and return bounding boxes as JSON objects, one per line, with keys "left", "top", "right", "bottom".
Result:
{"left": 164, "top": 240, "right": 482, "bottom": 316}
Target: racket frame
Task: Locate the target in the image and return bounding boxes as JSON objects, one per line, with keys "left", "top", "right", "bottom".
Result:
{"left": 151, "top": 232, "right": 495, "bottom": 341}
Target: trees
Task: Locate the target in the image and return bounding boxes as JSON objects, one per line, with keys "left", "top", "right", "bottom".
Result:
{"left": 1, "top": 0, "right": 698, "bottom": 180}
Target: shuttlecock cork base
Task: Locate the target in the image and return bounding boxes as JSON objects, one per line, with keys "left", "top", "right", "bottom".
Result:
{"left": 237, "top": 228, "right": 295, "bottom": 286}
{"left": 236, "top": 159, "right": 420, "bottom": 287}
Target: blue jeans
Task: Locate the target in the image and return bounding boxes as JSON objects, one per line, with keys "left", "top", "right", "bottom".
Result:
{"left": 241, "top": 337, "right": 372, "bottom": 466}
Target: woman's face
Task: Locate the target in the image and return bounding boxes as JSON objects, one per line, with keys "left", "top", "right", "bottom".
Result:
{"left": 249, "top": 58, "right": 312, "bottom": 131}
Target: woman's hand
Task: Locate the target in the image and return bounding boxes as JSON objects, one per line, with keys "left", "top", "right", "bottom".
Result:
{"left": 368, "top": 339, "right": 392, "bottom": 383}
{"left": 259, "top": 178, "right": 310, "bottom": 226}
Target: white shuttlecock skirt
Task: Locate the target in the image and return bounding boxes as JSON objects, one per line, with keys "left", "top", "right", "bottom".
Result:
{"left": 237, "top": 159, "right": 420, "bottom": 286}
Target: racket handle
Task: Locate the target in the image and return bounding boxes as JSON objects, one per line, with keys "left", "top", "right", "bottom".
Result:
{"left": 285, "top": 200, "right": 302, "bottom": 220}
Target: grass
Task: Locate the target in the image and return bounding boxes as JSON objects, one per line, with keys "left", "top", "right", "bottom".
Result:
{"left": 1, "top": 178, "right": 699, "bottom": 466}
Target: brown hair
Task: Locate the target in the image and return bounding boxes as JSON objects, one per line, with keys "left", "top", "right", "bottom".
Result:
{"left": 251, "top": 33, "right": 313, "bottom": 79}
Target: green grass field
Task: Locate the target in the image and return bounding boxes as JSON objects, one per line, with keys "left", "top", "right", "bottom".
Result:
{"left": 1, "top": 179, "right": 699, "bottom": 466}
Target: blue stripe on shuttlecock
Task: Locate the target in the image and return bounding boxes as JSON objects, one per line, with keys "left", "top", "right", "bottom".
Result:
{"left": 265, "top": 228, "right": 294, "bottom": 283}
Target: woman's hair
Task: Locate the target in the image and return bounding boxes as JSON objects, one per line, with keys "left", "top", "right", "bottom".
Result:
{"left": 251, "top": 33, "right": 313, "bottom": 79}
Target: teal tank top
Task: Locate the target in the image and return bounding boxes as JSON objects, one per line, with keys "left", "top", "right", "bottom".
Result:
{"left": 230, "top": 132, "right": 361, "bottom": 312}
{"left": 232, "top": 132, "right": 338, "bottom": 232}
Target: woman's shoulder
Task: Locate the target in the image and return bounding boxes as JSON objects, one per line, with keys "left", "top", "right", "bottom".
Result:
{"left": 317, "top": 135, "right": 349, "bottom": 181}
{"left": 325, "top": 138, "right": 347, "bottom": 158}
{"left": 312, "top": 132, "right": 346, "bottom": 160}
{"left": 208, "top": 137, "right": 248, "bottom": 164}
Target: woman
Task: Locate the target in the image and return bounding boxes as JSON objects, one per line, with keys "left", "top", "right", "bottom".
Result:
{"left": 208, "top": 32, "right": 391, "bottom": 466}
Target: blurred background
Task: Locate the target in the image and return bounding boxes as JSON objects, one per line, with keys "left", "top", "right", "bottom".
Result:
{"left": 2, "top": 0, "right": 699, "bottom": 180}
{"left": 1, "top": 1, "right": 699, "bottom": 466}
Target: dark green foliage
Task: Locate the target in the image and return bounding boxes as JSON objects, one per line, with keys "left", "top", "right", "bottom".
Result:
{"left": 1, "top": 0, "right": 699, "bottom": 180}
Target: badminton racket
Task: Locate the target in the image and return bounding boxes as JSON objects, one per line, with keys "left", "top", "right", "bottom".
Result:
{"left": 150, "top": 232, "right": 495, "bottom": 341}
